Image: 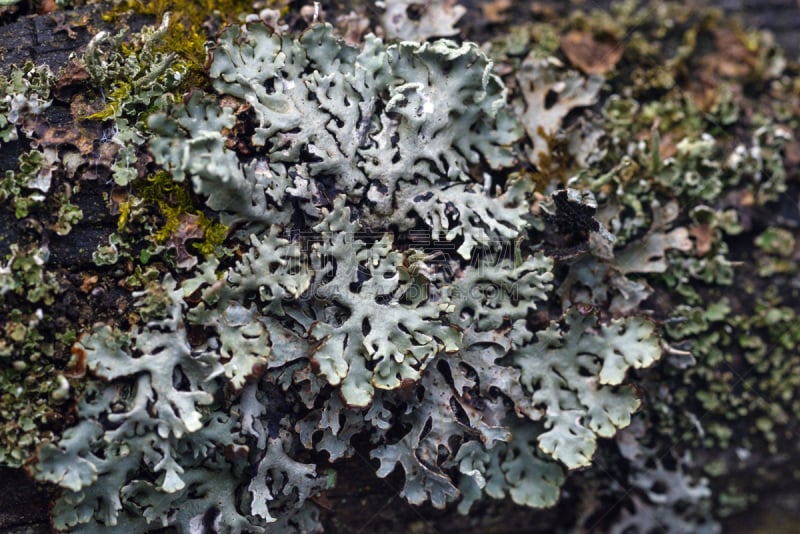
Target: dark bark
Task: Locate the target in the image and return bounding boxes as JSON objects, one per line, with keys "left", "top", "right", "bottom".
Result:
{"left": 0, "top": 467, "right": 51, "bottom": 533}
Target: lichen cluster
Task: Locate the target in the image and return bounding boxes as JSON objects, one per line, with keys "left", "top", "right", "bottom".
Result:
{"left": 481, "top": 0, "right": 799, "bottom": 529}
{"left": 0, "top": 0, "right": 798, "bottom": 532}
{"left": 0, "top": 60, "right": 88, "bottom": 467}
{"left": 19, "top": 15, "right": 664, "bottom": 529}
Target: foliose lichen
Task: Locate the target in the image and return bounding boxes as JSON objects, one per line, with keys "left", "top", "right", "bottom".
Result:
{"left": 1, "top": 0, "right": 797, "bottom": 532}
{"left": 17, "top": 10, "right": 668, "bottom": 531}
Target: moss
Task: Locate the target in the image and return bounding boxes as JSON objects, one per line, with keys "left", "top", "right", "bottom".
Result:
{"left": 192, "top": 216, "right": 228, "bottom": 255}
{"left": 85, "top": 80, "right": 132, "bottom": 120}
{"left": 117, "top": 170, "right": 229, "bottom": 260}
{"left": 135, "top": 170, "right": 192, "bottom": 241}
{"left": 106, "top": 0, "right": 274, "bottom": 87}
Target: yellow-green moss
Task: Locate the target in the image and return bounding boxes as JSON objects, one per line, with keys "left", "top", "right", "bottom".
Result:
{"left": 121, "top": 171, "right": 229, "bottom": 258}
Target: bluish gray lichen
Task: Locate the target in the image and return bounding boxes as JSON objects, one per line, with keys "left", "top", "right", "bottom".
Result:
{"left": 9, "top": 0, "right": 796, "bottom": 531}
{"left": 25, "top": 17, "right": 666, "bottom": 531}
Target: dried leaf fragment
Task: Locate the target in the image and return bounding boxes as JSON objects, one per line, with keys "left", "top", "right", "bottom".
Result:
{"left": 560, "top": 30, "right": 623, "bottom": 75}
{"left": 480, "top": 0, "right": 512, "bottom": 23}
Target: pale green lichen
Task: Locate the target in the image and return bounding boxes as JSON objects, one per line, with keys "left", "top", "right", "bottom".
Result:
{"left": 1, "top": 1, "right": 796, "bottom": 531}
{"left": 24, "top": 15, "right": 668, "bottom": 531}
{"left": 377, "top": 0, "right": 466, "bottom": 42}
{"left": 0, "top": 61, "right": 53, "bottom": 144}
{"left": 0, "top": 242, "right": 76, "bottom": 467}
{"left": 0, "top": 58, "right": 90, "bottom": 469}
{"left": 79, "top": 15, "right": 186, "bottom": 186}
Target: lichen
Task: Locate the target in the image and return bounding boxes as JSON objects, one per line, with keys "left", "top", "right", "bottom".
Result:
{"left": 1, "top": 1, "right": 797, "bottom": 531}
{"left": 0, "top": 61, "right": 89, "bottom": 468}
{"left": 0, "top": 240, "right": 85, "bottom": 466}
{"left": 376, "top": 0, "right": 466, "bottom": 41}
{"left": 16, "top": 10, "right": 670, "bottom": 529}
{"left": 0, "top": 61, "right": 53, "bottom": 144}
